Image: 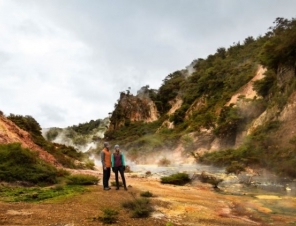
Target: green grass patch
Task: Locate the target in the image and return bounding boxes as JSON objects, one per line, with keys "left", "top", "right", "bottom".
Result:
{"left": 0, "top": 185, "right": 86, "bottom": 202}
{"left": 160, "top": 173, "right": 191, "bottom": 185}
{"left": 66, "top": 174, "right": 99, "bottom": 185}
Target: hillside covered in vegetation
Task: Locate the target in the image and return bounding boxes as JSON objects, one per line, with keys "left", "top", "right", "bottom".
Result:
{"left": 0, "top": 111, "right": 98, "bottom": 185}
{"left": 105, "top": 17, "right": 296, "bottom": 178}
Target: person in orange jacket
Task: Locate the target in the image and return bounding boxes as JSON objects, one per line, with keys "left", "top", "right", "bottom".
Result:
{"left": 101, "top": 142, "right": 112, "bottom": 190}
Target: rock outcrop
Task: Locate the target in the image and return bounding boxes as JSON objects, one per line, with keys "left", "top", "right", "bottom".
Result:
{"left": 109, "top": 92, "right": 159, "bottom": 130}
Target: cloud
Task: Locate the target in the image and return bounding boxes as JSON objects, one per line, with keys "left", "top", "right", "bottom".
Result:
{"left": 1, "top": 0, "right": 296, "bottom": 128}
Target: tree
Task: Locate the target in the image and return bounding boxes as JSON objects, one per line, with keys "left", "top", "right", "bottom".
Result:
{"left": 259, "top": 17, "right": 296, "bottom": 71}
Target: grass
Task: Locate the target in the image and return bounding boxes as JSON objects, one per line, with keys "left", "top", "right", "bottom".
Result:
{"left": 0, "top": 184, "right": 86, "bottom": 202}
{"left": 66, "top": 174, "right": 99, "bottom": 185}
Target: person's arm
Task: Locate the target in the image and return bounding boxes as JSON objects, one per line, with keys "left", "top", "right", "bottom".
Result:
{"left": 111, "top": 154, "right": 114, "bottom": 167}
{"left": 101, "top": 151, "right": 105, "bottom": 168}
{"left": 122, "top": 153, "right": 126, "bottom": 166}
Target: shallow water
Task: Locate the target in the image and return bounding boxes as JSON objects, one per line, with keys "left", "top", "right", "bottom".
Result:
{"left": 130, "top": 163, "right": 296, "bottom": 225}
{"left": 130, "top": 163, "right": 296, "bottom": 197}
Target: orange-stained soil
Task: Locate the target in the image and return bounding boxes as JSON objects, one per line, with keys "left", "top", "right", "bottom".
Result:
{"left": 1, "top": 170, "right": 296, "bottom": 226}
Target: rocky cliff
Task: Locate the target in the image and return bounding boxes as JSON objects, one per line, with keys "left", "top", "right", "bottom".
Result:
{"left": 109, "top": 92, "right": 159, "bottom": 130}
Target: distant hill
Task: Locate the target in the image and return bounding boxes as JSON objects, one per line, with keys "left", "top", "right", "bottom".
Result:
{"left": 42, "top": 117, "right": 110, "bottom": 153}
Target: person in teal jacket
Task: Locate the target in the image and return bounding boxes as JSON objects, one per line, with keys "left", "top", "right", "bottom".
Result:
{"left": 111, "top": 144, "right": 127, "bottom": 190}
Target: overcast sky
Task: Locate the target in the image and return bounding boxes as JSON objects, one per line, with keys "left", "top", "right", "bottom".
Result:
{"left": 0, "top": 0, "right": 295, "bottom": 128}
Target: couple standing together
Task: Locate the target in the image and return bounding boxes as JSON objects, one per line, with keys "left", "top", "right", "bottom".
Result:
{"left": 101, "top": 142, "right": 127, "bottom": 191}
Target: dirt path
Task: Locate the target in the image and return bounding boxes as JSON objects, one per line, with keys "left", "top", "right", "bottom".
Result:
{"left": 1, "top": 171, "right": 296, "bottom": 226}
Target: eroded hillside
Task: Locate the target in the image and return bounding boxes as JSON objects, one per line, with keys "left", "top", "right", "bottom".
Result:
{"left": 0, "top": 114, "right": 59, "bottom": 166}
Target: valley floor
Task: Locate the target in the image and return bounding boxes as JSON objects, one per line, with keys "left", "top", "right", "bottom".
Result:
{"left": 1, "top": 170, "right": 296, "bottom": 226}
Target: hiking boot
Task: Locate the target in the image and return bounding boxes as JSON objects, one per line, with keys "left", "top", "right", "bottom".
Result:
{"left": 116, "top": 187, "right": 119, "bottom": 190}
{"left": 104, "top": 187, "right": 111, "bottom": 190}
{"left": 124, "top": 187, "right": 128, "bottom": 191}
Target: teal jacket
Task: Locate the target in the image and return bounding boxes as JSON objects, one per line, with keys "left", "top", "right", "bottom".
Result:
{"left": 111, "top": 152, "right": 126, "bottom": 167}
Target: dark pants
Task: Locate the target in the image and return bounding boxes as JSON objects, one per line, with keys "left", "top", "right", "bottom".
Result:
{"left": 103, "top": 167, "right": 111, "bottom": 188}
{"left": 114, "top": 166, "right": 126, "bottom": 188}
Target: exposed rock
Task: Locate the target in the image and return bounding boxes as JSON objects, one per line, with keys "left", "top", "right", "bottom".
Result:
{"left": 185, "top": 95, "right": 207, "bottom": 119}
{"left": 225, "top": 65, "right": 266, "bottom": 106}
{"left": 109, "top": 93, "right": 159, "bottom": 130}
{"left": 199, "top": 171, "right": 224, "bottom": 188}
{"left": 0, "top": 114, "right": 60, "bottom": 166}
{"left": 168, "top": 95, "right": 183, "bottom": 115}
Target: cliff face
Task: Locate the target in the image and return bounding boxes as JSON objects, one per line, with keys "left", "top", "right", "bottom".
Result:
{"left": 0, "top": 114, "right": 59, "bottom": 166}
{"left": 109, "top": 92, "right": 159, "bottom": 130}
{"left": 193, "top": 65, "right": 295, "bottom": 152}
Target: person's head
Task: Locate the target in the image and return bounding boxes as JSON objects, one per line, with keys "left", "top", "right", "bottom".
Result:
{"left": 104, "top": 142, "right": 109, "bottom": 148}
{"left": 114, "top": 144, "right": 120, "bottom": 152}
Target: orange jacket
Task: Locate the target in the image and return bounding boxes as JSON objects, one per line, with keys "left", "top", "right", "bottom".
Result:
{"left": 101, "top": 148, "right": 111, "bottom": 168}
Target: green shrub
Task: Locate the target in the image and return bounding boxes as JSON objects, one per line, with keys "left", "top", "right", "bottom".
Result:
{"left": 96, "top": 208, "right": 119, "bottom": 224}
{"left": 160, "top": 173, "right": 191, "bottom": 185}
{"left": 56, "top": 168, "right": 71, "bottom": 177}
{"left": 140, "top": 191, "right": 153, "bottom": 197}
{"left": 225, "top": 161, "right": 246, "bottom": 175}
{"left": 121, "top": 198, "right": 153, "bottom": 218}
{"left": 84, "top": 159, "right": 95, "bottom": 170}
{"left": 66, "top": 174, "right": 99, "bottom": 185}
{"left": 0, "top": 143, "right": 58, "bottom": 185}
